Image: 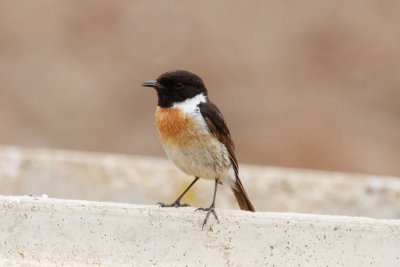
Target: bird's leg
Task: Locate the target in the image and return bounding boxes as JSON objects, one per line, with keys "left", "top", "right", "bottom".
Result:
{"left": 196, "top": 178, "right": 219, "bottom": 229}
{"left": 158, "top": 177, "right": 199, "bottom": 208}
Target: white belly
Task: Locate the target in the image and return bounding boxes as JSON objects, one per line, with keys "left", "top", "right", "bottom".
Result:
{"left": 162, "top": 135, "right": 231, "bottom": 180}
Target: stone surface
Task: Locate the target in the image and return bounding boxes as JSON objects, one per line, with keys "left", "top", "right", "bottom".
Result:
{"left": 0, "top": 146, "right": 400, "bottom": 218}
{"left": 1, "top": 196, "right": 399, "bottom": 266}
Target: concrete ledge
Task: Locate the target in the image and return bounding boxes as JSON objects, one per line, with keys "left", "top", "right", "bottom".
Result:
{"left": 1, "top": 146, "right": 400, "bottom": 218}
{"left": 1, "top": 146, "right": 400, "bottom": 265}
{"left": 1, "top": 196, "right": 399, "bottom": 266}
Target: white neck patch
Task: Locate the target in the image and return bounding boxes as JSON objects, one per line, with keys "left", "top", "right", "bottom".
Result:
{"left": 172, "top": 93, "right": 209, "bottom": 133}
{"left": 172, "top": 93, "right": 207, "bottom": 114}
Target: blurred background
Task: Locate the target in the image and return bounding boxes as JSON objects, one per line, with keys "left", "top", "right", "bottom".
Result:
{"left": 1, "top": 1, "right": 399, "bottom": 177}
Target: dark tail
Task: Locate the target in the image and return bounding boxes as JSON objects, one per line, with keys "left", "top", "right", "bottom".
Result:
{"left": 232, "top": 176, "right": 256, "bottom": 212}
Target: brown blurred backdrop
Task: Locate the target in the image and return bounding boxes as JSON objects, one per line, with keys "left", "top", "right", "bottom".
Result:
{"left": 1, "top": 1, "right": 399, "bottom": 176}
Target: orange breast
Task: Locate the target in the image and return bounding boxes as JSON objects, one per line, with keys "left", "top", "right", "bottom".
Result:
{"left": 155, "top": 107, "right": 196, "bottom": 147}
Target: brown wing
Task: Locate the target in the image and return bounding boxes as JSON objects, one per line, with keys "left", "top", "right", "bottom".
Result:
{"left": 198, "top": 101, "right": 238, "bottom": 175}
{"left": 199, "top": 101, "right": 256, "bottom": 212}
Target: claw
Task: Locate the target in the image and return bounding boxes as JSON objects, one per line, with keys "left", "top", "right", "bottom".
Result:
{"left": 196, "top": 205, "right": 219, "bottom": 229}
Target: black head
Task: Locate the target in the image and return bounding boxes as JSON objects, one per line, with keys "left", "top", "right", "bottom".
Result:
{"left": 142, "top": 70, "right": 208, "bottom": 107}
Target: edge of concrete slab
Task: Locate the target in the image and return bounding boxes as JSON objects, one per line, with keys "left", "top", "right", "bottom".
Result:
{"left": 1, "top": 195, "right": 399, "bottom": 266}
{"left": 1, "top": 145, "right": 400, "bottom": 219}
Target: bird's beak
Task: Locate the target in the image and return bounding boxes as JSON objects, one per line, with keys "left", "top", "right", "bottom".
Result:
{"left": 141, "top": 80, "right": 158, "bottom": 88}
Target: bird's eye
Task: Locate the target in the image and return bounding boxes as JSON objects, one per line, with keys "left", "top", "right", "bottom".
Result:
{"left": 175, "top": 82, "right": 184, "bottom": 89}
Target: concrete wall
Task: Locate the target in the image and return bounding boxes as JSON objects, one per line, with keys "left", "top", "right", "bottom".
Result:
{"left": 1, "top": 146, "right": 400, "bottom": 218}
{"left": 1, "top": 196, "right": 400, "bottom": 266}
{"left": 1, "top": 146, "right": 400, "bottom": 265}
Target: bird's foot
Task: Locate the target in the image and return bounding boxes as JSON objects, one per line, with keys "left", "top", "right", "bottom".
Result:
{"left": 157, "top": 201, "right": 191, "bottom": 208}
{"left": 196, "top": 204, "right": 219, "bottom": 229}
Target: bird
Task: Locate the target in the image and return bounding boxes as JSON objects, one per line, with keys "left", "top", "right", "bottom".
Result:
{"left": 142, "top": 70, "right": 255, "bottom": 228}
